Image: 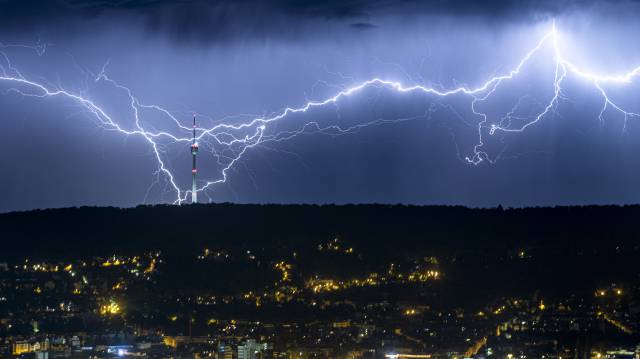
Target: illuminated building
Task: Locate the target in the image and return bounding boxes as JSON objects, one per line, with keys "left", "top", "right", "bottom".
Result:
{"left": 163, "top": 336, "right": 177, "bottom": 348}
{"left": 12, "top": 341, "right": 30, "bottom": 355}
{"left": 238, "top": 339, "right": 264, "bottom": 359}
{"left": 218, "top": 343, "right": 233, "bottom": 359}
{"left": 333, "top": 320, "right": 351, "bottom": 328}
{"left": 12, "top": 339, "right": 49, "bottom": 355}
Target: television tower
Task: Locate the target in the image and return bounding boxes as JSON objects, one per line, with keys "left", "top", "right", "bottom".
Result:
{"left": 190, "top": 114, "right": 198, "bottom": 204}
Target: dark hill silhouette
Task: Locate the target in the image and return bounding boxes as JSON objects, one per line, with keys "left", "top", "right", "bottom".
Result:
{"left": 0, "top": 203, "right": 638, "bottom": 260}
{"left": 1, "top": 204, "right": 639, "bottom": 307}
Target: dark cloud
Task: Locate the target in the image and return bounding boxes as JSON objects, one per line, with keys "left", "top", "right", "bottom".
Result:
{"left": 0, "top": 0, "right": 631, "bottom": 43}
{"left": 350, "top": 22, "right": 377, "bottom": 30}
{"left": 0, "top": 0, "right": 615, "bottom": 19}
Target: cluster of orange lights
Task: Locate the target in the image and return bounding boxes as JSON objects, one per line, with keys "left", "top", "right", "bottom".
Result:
{"left": 274, "top": 261, "right": 292, "bottom": 283}
{"left": 307, "top": 267, "right": 440, "bottom": 294}
{"left": 99, "top": 300, "right": 121, "bottom": 316}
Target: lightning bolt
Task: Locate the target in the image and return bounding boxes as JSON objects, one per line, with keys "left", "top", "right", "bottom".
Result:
{"left": 1, "top": 22, "right": 639, "bottom": 204}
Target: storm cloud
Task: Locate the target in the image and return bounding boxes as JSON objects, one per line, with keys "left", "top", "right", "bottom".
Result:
{"left": 0, "top": 0, "right": 633, "bottom": 43}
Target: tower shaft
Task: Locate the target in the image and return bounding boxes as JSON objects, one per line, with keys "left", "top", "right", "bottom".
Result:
{"left": 191, "top": 115, "right": 198, "bottom": 204}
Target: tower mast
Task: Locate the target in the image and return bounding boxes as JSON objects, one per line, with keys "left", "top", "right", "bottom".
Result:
{"left": 190, "top": 114, "right": 198, "bottom": 204}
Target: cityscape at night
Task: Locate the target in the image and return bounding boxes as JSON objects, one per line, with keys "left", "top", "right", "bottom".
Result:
{"left": 0, "top": 205, "right": 638, "bottom": 358}
{"left": 2, "top": 0, "right": 640, "bottom": 358}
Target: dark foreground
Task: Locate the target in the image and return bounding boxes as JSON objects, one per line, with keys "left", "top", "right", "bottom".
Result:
{"left": 0, "top": 204, "right": 638, "bottom": 358}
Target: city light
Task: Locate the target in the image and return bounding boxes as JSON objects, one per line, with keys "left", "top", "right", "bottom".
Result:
{"left": 100, "top": 300, "right": 121, "bottom": 316}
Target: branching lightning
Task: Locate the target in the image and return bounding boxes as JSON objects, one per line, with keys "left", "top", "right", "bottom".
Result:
{"left": 1, "top": 23, "right": 640, "bottom": 204}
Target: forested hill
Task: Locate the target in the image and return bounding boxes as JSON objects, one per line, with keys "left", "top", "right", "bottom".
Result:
{"left": 1, "top": 204, "right": 639, "bottom": 260}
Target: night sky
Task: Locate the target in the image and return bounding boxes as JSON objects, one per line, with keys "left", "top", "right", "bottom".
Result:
{"left": 2, "top": 0, "right": 640, "bottom": 212}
